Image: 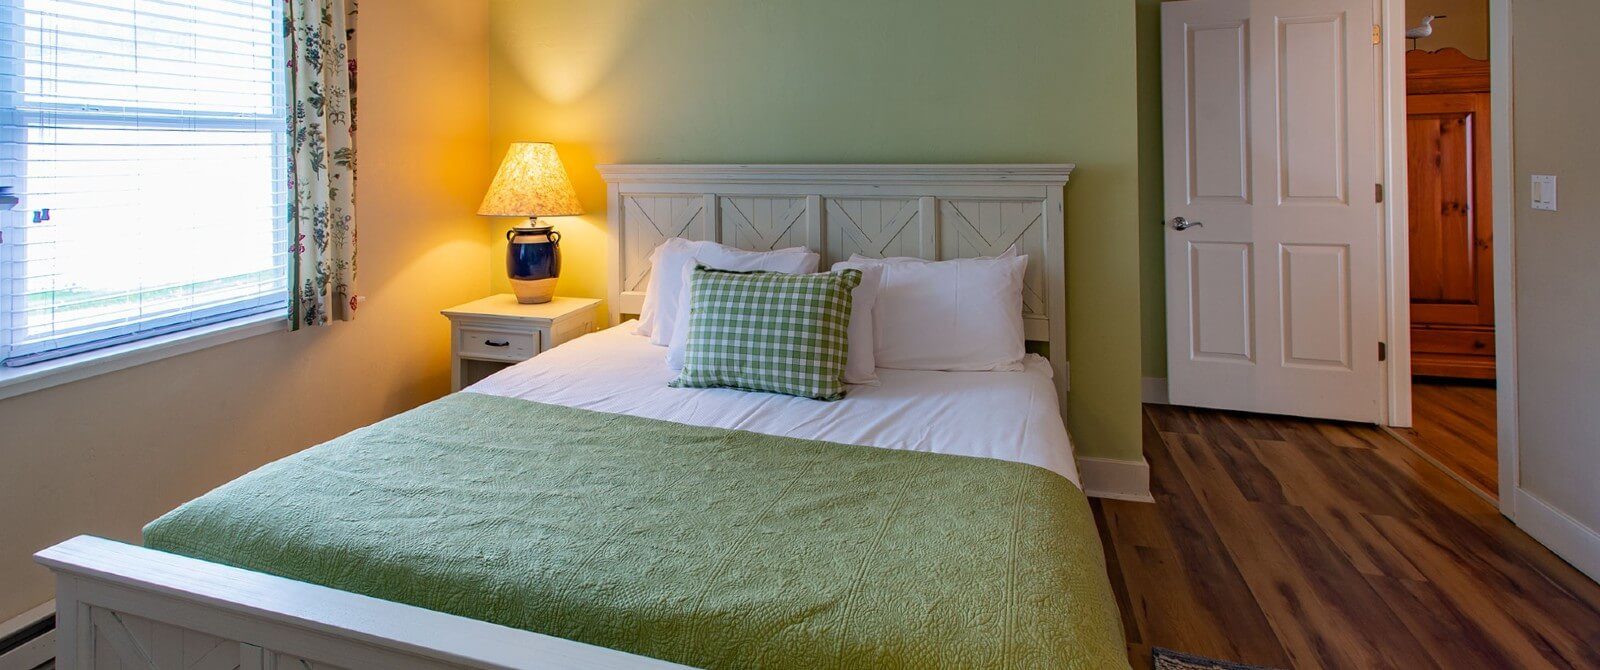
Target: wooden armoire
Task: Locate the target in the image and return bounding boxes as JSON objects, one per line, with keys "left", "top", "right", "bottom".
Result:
{"left": 1407, "top": 48, "right": 1494, "bottom": 379}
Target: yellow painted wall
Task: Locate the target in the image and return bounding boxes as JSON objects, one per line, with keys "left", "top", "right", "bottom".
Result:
{"left": 485, "top": 0, "right": 1147, "bottom": 464}
{"left": 0, "top": 0, "right": 492, "bottom": 622}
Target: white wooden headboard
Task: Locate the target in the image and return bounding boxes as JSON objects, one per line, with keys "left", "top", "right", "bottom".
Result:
{"left": 598, "top": 164, "right": 1072, "bottom": 410}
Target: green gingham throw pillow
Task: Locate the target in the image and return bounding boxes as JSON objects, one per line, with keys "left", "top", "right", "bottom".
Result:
{"left": 669, "top": 265, "right": 862, "bottom": 400}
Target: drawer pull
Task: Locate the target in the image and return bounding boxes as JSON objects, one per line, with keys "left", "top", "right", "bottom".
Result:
{"left": 484, "top": 339, "right": 511, "bottom": 348}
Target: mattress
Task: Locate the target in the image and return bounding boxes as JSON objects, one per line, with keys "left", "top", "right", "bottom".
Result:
{"left": 469, "top": 321, "right": 1081, "bottom": 484}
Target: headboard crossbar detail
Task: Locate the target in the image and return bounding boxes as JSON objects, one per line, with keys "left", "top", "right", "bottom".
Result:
{"left": 599, "top": 164, "right": 1072, "bottom": 413}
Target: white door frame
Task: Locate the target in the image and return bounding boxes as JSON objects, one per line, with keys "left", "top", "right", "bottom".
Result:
{"left": 1379, "top": 0, "right": 1413, "bottom": 429}
{"left": 1378, "top": 0, "right": 1518, "bottom": 515}
{"left": 1487, "top": 0, "right": 1517, "bottom": 513}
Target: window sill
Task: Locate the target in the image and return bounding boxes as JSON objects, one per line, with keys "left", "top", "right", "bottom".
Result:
{"left": 0, "top": 312, "right": 287, "bottom": 402}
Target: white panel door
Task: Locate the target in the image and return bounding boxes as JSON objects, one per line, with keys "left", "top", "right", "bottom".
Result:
{"left": 1162, "top": 0, "right": 1381, "bottom": 421}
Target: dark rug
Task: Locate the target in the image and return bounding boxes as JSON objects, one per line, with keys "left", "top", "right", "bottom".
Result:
{"left": 1152, "top": 647, "right": 1284, "bottom": 670}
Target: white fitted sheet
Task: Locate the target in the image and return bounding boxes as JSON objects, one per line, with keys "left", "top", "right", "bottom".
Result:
{"left": 467, "top": 322, "right": 1079, "bottom": 485}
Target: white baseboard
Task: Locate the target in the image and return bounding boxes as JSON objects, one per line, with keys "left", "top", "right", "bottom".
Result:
{"left": 1141, "top": 377, "right": 1169, "bottom": 404}
{"left": 0, "top": 629, "right": 53, "bottom": 670}
{"left": 1514, "top": 489, "right": 1600, "bottom": 583}
{"left": 1077, "top": 456, "right": 1153, "bottom": 503}
{"left": 0, "top": 599, "right": 55, "bottom": 670}
{"left": 0, "top": 600, "right": 52, "bottom": 641}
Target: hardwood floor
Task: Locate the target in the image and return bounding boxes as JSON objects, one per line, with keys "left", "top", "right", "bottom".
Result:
{"left": 1094, "top": 404, "right": 1600, "bottom": 670}
{"left": 1390, "top": 380, "right": 1498, "bottom": 497}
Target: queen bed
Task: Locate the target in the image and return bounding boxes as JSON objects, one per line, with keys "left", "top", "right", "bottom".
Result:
{"left": 36, "top": 165, "right": 1130, "bottom": 669}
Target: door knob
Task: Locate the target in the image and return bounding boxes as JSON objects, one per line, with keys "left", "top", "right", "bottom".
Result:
{"left": 1171, "top": 216, "right": 1204, "bottom": 231}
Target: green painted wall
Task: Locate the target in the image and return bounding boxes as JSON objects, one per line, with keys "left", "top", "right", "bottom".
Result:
{"left": 486, "top": 0, "right": 1147, "bottom": 462}
{"left": 1136, "top": 0, "right": 1167, "bottom": 379}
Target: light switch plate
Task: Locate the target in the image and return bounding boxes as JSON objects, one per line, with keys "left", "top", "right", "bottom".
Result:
{"left": 1532, "top": 174, "right": 1558, "bottom": 211}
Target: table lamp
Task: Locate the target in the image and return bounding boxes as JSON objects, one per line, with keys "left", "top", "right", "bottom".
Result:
{"left": 478, "top": 142, "right": 584, "bottom": 304}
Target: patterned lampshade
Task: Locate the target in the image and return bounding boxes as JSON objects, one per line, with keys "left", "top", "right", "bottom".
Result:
{"left": 477, "top": 143, "right": 585, "bottom": 218}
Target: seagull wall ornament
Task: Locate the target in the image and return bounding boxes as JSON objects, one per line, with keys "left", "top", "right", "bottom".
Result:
{"left": 1406, "top": 14, "right": 1447, "bottom": 50}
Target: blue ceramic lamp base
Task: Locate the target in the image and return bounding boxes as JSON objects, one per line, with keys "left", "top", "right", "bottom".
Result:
{"left": 507, "top": 218, "right": 562, "bottom": 304}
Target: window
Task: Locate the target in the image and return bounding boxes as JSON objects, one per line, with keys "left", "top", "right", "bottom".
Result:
{"left": 0, "top": 0, "right": 287, "bottom": 367}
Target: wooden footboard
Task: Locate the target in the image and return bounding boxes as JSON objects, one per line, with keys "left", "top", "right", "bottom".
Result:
{"left": 35, "top": 536, "right": 689, "bottom": 670}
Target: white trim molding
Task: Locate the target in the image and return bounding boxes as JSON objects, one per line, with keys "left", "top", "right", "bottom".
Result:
{"left": 1514, "top": 490, "right": 1600, "bottom": 581}
{"left": 1077, "top": 456, "right": 1153, "bottom": 503}
{"left": 0, "top": 313, "right": 286, "bottom": 402}
{"left": 1380, "top": 0, "right": 1414, "bottom": 428}
{"left": 1141, "top": 377, "right": 1169, "bottom": 405}
{"left": 0, "top": 600, "right": 54, "bottom": 670}
{"left": 1489, "top": 0, "right": 1520, "bottom": 515}
{"left": 0, "top": 600, "right": 53, "bottom": 644}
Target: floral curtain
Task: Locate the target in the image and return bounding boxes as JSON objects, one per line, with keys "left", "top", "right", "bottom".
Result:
{"left": 285, "top": 0, "right": 358, "bottom": 329}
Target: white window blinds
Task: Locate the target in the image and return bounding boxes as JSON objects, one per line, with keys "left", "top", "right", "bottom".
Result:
{"left": 0, "top": 0, "right": 288, "bottom": 366}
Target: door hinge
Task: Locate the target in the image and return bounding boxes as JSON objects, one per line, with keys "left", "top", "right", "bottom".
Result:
{"left": 1372, "top": 24, "right": 1382, "bottom": 46}
{"left": 1379, "top": 342, "right": 1388, "bottom": 362}
{"left": 1376, "top": 183, "right": 1385, "bottom": 203}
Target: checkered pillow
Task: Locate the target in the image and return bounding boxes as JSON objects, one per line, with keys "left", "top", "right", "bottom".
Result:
{"left": 669, "top": 265, "right": 863, "bottom": 400}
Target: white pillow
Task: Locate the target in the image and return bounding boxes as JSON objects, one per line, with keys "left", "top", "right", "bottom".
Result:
{"left": 639, "top": 238, "right": 818, "bottom": 346}
{"left": 630, "top": 243, "right": 673, "bottom": 337}
{"left": 827, "top": 261, "right": 883, "bottom": 384}
{"left": 850, "top": 254, "right": 1029, "bottom": 372}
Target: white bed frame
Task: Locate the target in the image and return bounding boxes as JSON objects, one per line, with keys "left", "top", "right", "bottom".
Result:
{"left": 599, "top": 164, "right": 1072, "bottom": 415}
{"left": 35, "top": 165, "right": 1073, "bottom": 670}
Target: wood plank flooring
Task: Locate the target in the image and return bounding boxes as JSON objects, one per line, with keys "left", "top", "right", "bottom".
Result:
{"left": 1390, "top": 380, "right": 1498, "bottom": 497}
{"left": 1094, "top": 404, "right": 1600, "bottom": 670}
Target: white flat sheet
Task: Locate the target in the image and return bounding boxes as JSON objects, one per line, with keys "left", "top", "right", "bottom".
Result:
{"left": 467, "top": 322, "right": 1080, "bottom": 485}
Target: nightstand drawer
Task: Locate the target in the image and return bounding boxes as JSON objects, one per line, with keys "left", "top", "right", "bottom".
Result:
{"left": 459, "top": 327, "right": 540, "bottom": 361}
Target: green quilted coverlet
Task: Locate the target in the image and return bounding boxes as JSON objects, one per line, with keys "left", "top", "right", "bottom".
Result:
{"left": 145, "top": 393, "right": 1128, "bottom": 669}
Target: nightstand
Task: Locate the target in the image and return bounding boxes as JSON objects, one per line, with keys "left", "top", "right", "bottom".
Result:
{"left": 441, "top": 295, "right": 601, "bottom": 391}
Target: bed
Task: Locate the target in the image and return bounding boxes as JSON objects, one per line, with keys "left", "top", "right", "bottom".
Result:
{"left": 36, "top": 165, "right": 1131, "bottom": 669}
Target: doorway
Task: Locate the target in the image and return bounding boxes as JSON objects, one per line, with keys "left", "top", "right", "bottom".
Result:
{"left": 1157, "top": 0, "right": 1510, "bottom": 500}
{"left": 1390, "top": 1, "right": 1499, "bottom": 500}
{"left": 1161, "top": 0, "right": 1593, "bottom": 579}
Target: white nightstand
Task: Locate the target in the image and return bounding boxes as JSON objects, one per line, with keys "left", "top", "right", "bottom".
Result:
{"left": 441, "top": 295, "right": 601, "bottom": 391}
